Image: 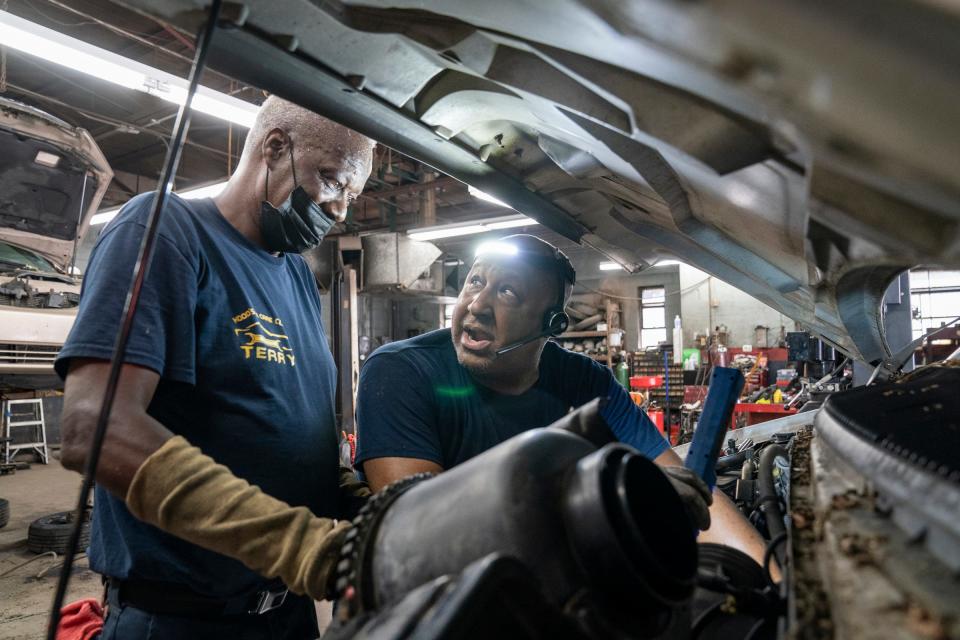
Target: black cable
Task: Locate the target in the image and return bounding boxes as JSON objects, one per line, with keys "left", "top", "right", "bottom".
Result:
{"left": 763, "top": 531, "right": 788, "bottom": 588}
{"left": 757, "top": 445, "right": 788, "bottom": 535}
{"left": 44, "top": 3, "right": 224, "bottom": 637}
{"left": 819, "top": 357, "right": 850, "bottom": 383}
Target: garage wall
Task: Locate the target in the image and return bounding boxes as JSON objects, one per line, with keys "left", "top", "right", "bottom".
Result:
{"left": 573, "top": 262, "right": 793, "bottom": 350}
{"left": 678, "top": 264, "right": 794, "bottom": 347}
{"left": 574, "top": 265, "right": 681, "bottom": 352}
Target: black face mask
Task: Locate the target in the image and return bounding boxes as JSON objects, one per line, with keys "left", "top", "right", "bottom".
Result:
{"left": 260, "top": 146, "right": 337, "bottom": 253}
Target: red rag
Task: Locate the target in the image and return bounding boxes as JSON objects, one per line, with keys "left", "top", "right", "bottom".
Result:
{"left": 56, "top": 598, "right": 105, "bottom": 640}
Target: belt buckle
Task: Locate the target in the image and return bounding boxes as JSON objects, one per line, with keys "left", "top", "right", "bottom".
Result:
{"left": 249, "top": 587, "right": 288, "bottom": 615}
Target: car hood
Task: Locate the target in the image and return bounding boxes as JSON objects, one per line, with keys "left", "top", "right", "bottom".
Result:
{"left": 0, "top": 97, "right": 112, "bottom": 271}
{"left": 114, "top": 0, "right": 960, "bottom": 364}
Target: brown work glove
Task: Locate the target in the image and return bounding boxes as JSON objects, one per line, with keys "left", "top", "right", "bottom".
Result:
{"left": 126, "top": 436, "right": 351, "bottom": 600}
{"left": 660, "top": 465, "right": 713, "bottom": 531}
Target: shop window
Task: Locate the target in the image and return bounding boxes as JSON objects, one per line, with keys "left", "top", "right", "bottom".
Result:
{"left": 443, "top": 303, "right": 455, "bottom": 329}
{"left": 639, "top": 286, "right": 666, "bottom": 348}
{"left": 910, "top": 269, "right": 960, "bottom": 339}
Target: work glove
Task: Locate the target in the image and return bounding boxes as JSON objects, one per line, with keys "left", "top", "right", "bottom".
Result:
{"left": 126, "top": 436, "right": 358, "bottom": 600}
{"left": 660, "top": 465, "right": 713, "bottom": 531}
{"left": 339, "top": 465, "right": 372, "bottom": 520}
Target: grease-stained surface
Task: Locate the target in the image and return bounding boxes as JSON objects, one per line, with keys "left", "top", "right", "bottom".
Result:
{"left": 802, "top": 433, "right": 960, "bottom": 640}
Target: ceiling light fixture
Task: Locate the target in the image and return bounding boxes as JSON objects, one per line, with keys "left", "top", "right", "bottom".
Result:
{"left": 407, "top": 215, "right": 537, "bottom": 241}
{"left": 599, "top": 262, "right": 625, "bottom": 271}
{"left": 467, "top": 185, "right": 511, "bottom": 209}
{"left": 90, "top": 180, "right": 228, "bottom": 226}
{"left": 0, "top": 11, "right": 258, "bottom": 128}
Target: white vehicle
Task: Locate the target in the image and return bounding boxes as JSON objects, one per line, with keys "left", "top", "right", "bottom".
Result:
{"left": 0, "top": 97, "right": 112, "bottom": 391}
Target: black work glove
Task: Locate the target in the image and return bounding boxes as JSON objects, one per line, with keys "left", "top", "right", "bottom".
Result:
{"left": 660, "top": 465, "right": 713, "bottom": 530}
{"left": 338, "top": 465, "right": 372, "bottom": 520}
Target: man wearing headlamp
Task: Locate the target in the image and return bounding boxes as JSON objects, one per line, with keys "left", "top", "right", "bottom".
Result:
{"left": 356, "top": 234, "right": 771, "bottom": 569}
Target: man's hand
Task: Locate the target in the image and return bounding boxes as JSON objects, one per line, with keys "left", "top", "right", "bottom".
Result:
{"left": 660, "top": 464, "right": 713, "bottom": 530}
{"left": 654, "top": 447, "right": 777, "bottom": 573}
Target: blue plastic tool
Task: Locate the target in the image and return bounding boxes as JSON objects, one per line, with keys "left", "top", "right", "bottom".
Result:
{"left": 684, "top": 367, "right": 745, "bottom": 491}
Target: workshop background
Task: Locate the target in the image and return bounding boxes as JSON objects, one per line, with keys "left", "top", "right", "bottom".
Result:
{"left": 0, "top": 1, "right": 958, "bottom": 638}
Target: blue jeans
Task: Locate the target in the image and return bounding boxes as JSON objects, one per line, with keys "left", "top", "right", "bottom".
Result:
{"left": 99, "top": 586, "right": 319, "bottom": 640}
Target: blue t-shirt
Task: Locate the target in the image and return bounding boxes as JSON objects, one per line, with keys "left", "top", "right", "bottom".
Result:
{"left": 55, "top": 194, "right": 340, "bottom": 598}
{"left": 354, "top": 329, "right": 668, "bottom": 469}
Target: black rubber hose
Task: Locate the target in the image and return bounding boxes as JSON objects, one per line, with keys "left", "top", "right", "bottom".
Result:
{"left": 715, "top": 450, "right": 748, "bottom": 473}
{"left": 757, "top": 444, "right": 789, "bottom": 567}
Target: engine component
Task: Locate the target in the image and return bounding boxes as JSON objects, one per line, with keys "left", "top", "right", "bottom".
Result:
{"left": 817, "top": 364, "right": 960, "bottom": 571}
{"left": 0, "top": 275, "right": 79, "bottom": 308}
{"left": 334, "top": 405, "right": 697, "bottom": 638}
{"left": 692, "top": 544, "right": 779, "bottom": 640}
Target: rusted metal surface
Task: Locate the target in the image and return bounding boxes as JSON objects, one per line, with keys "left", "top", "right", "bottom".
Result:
{"left": 796, "top": 431, "right": 960, "bottom": 639}
{"left": 788, "top": 427, "right": 835, "bottom": 639}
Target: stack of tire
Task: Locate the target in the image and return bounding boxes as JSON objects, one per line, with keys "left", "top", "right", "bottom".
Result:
{"left": 0, "top": 497, "right": 9, "bottom": 529}
{"left": 28, "top": 509, "right": 91, "bottom": 555}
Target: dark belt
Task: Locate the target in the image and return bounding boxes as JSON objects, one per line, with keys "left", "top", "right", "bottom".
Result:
{"left": 107, "top": 578, "right": 289, "bottom": 617}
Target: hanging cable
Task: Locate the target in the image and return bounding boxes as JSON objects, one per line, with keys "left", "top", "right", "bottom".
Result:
{"left": 45, "top": 3, "right": 224, "bottom": 637}
{"left": 574, "top": 277, "right": 711, "bottom": 301}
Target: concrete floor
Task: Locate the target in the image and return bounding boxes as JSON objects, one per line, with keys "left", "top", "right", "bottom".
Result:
{"left": 0, "top": 453, "right": 335, "bottom": 638}
{"left": 0, "top": 455, "right": 100, "bottom": 639}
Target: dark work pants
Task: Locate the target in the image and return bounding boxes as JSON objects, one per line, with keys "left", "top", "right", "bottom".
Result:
{"left": 99, "top": 586, "right": 320, "bottom": 640}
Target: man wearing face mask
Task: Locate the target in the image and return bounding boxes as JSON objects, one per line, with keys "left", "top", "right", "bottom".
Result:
{"left": 56, "top": 96, "right": 374, "bottom": 638}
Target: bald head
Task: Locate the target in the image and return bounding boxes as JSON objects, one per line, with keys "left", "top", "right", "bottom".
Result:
{"left": 215, "top": 95, "right": 375, "bottom": 243}
{"left": 242, "top": 95, "right": 375, "bottom": 162}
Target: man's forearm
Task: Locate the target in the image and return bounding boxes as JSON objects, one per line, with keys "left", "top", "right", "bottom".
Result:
{"left": 653, "top": 447, "right": 777, "bottom": 575}
{"left": 128, "top": 436, "right": 347, "bottom": 599}
{"left": 60, "top": 361, "right": 172, "bottom": 497}
{"left": 699, "top": 491, "right": 767, "bottom": 563}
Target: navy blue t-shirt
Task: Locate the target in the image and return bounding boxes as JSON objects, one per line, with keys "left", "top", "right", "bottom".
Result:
{"left": 354, "top": 329, "right": 669, "bottom": 469}
{"left": 55, "top": 193, "right": 340, "bottom": 598}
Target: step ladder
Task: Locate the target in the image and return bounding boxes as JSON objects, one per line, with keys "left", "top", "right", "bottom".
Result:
{"left": 3, "top": 398, "right": 49, "bottom": 465}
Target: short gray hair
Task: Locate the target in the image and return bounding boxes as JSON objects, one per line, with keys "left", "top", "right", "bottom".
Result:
{"left": 242, "top": 95, "right": 375, "bottom": 158}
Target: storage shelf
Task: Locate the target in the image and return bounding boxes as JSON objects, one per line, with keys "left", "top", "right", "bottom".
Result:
{"left": 558, "top": 331, "right": 606, "bottom": 339}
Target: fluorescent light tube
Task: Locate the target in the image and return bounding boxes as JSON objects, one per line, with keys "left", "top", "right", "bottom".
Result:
{"left": 90, "top": 180, "right": 228, "bottom": 226}
{"left": 0, "top": 11, "right": 257, "bottom": 128}
{"left": 178, "top": 181, "right": 228, "bottom": 200}
{"left": 409, "top": 224, "right": 488, "bottom": 241}
{"left": 407, "top": 215, "right": 537, "bottom": 241}
{"left": 89, "top": 206, "right": 122, "bottom": 226}
{"left": 467, "top": 185, "right": 510, "bottom": 208}
{"left": 484, "top": 217, "right": 535, "bottom": 230}
{"left": 599, "top": 262, "right": 624, "bottom": 271}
